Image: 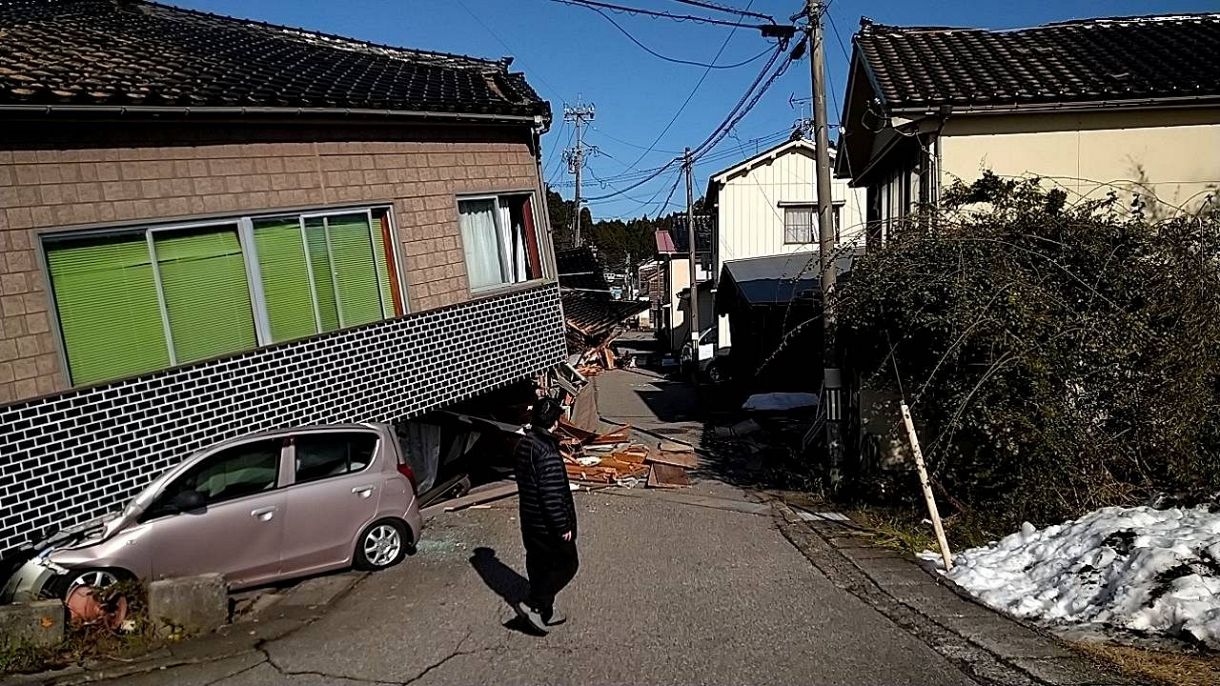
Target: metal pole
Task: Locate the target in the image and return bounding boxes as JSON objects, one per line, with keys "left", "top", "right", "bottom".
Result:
{"left": 685, "top": 148, "right": 700, "bottom": 354}
{"left": 573, "top": 118, "right": 583, "bottom": 247}
{"left": 808, "top": 0, "right": 843, "bottom": 484}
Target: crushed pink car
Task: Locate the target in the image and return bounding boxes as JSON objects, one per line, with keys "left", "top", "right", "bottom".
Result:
{"left": 2, "top": 423, "right": 422, "bottom": 602}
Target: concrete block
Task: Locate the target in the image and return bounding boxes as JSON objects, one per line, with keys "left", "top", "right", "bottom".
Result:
{"left": 0, "top": 600, "right": 65, "bottom": 648}
{"left": 148, "top": 574, "right": 228, "bottom": 637}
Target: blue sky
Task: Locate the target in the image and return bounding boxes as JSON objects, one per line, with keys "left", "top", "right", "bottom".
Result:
{"left": 172, "top": 1, "right": 1217, "bottom": 219}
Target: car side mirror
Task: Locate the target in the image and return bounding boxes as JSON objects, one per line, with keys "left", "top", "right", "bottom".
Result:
{"left": 170, "top": 490, "right": 207, "bottom": 514}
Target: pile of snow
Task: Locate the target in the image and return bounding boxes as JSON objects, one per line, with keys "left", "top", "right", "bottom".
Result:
{"left": 925, "top": 506, "right": 1220, "bottom": 648}
{"left": 742, "top": 392, "right": 818, "bottom": 412}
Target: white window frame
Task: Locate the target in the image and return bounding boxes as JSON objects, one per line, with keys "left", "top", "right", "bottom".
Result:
{"left": 456, "top": 192, "right": 544, "bottom": 293}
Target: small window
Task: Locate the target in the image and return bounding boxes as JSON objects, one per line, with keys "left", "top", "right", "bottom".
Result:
{"left": 293, "top": 432, "right": 377, "bottom": 484}
{"left": 159, "top": 439, "right": 283, "bottom": 510}
{"left": 783, "top": 206, "right": 814, "bottom": 244}
{"left": 458, "top": 194, "right": 543, "bottom": 290}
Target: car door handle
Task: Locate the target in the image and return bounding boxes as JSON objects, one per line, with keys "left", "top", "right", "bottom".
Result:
{"left": 251, "top": 506, "right": 277, "bottom": 521}
{"left": 352, "top": 485, "right": 375, "bottom": 498}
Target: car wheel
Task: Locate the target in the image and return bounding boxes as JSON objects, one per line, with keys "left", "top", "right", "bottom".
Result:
{"left": 354, "top": 519, "right": 409, "bottom": 571}
{"left": 705, "top": 362, "right": 724, "bottom": 384}
{"left": 47, "top": 567, "right": 130, "bottom": 600}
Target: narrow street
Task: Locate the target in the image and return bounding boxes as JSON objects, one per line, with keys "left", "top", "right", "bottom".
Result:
{"left": 83, "top": 369, "right": 1119, "bottom": 686}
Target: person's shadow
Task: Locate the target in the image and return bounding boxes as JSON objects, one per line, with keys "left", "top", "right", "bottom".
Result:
{"left": 469, "top": 547, "right": 543, "bottom": 635}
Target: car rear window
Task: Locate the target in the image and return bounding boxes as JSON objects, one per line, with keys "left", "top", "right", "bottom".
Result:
{"left": 293, "top": 432, "right": 377, "bottom": 484}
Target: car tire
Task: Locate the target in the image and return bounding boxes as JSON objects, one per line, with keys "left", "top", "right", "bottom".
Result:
{"left": 46, "top": 567, "right": 131, "bottom": 600}
{"left": 354, "top": 518, "right": 409, "bottom": 571}
{"left": 705, "top": 362, "right": 724, "bottom": 384}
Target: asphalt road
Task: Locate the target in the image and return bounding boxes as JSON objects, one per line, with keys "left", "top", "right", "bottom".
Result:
{"left": 108, "top": 486, "right": 981, "bottom": 686}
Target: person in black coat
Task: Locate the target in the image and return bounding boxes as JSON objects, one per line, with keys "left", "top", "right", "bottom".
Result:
{"left": 513, "top": 397, "right": 578, "bottom": 632}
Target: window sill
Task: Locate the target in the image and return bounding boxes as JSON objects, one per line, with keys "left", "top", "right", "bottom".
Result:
{"left": 468, "top": 278, "right": 553, "bottom": 299}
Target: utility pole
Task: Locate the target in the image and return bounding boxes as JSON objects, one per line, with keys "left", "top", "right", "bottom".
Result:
{"left": 807, "top": 0, "right": 844, "bottom": 486}
{"left": 684, "top": 147, "right": 700, "bottom": 355}
{"left": 563, "top": 100, "right": 595, "bottom": 247}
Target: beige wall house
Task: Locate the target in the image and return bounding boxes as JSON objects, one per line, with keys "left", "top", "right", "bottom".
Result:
{"left": 704, "top": 138, "right": 866, "bottom": 349}
{"left": 836, "top": 13, "right": 1220, "bottom": 243}
{"left": 0, "top": 0, "right": 565, "bottom": 558}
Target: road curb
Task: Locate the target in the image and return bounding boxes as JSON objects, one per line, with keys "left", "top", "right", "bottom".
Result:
{"left": 768, "top": 499, "right": 1137, "bottom": 686}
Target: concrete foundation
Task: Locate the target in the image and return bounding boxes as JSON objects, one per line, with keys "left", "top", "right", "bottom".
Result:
{"left": 0, "top": 600, "right": 64, "bottom": 649}
{"left": 147, "top": 574, "right": 228, "bottom": 637}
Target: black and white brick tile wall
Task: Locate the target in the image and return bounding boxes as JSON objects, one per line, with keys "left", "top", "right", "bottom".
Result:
{"left": 0, "top": 284, "right": 565, "bottom": 558}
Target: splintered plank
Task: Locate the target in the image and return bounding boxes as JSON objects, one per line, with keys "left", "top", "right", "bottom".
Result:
{"left": 646, "top": 442, "right": 698, "bottom": 469}
{"left": 566, "top": 464, "right": 615, "bottom": 483}
{"left": 589, "top": 426, "right": 631, "bottom": 445}
{"left": 647, "top": 463, "right": 691, "bottom": 489}
{"left": 557, "top": 417, "right": 598, "bottom": 443}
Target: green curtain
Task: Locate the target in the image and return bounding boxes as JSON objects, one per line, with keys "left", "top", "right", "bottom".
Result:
{"left": 326, "top": 213, "right": 384, "bottom": 326}
{"left": 304, "top": 218, "right": 340, "bottom": 332}
{"left": 253, "top": 219, "right": 318, "bottom": 342}
{"left": 46, "top": 235, "right": 170, "bottom": 385}
{"left": 153, "top": 226, "right": 257, "bottom": 364}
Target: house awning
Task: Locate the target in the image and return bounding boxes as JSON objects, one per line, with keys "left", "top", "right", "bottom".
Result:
{"left": 715, "top": 252, "right": 858, "bottom": 313}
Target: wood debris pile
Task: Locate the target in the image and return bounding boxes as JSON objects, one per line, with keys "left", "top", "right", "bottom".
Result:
{"left": 556, "top": 418, "right": 695, "bottom": 489}
{"left": 573, "top": 345, "right": 617, "bottom": 378}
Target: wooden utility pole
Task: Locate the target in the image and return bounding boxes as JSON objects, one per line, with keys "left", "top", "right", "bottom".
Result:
{"left": 564, "top": 100, "right": 595, "bottom": 247}
{"left": 684, "top": 148, "right": 701, "bottom": 355}
{"left": 806, "top": 0, "right": 843, "bottom": 485}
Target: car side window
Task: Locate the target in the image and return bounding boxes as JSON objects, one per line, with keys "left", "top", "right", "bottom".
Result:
{"left": 154, "top": 439, "right": 283, "bottom": 514}
{"left": 292, "top": 432, "right": 377, "bottom": 485}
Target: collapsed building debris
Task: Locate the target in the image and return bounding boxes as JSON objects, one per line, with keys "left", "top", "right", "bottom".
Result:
{"left": 555, "top": 418, "right": 697, "bottom": 489}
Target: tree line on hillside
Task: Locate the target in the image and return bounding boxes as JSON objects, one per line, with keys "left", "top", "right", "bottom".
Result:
{"left": 545, "top": 187, "right": 706, "bottom": 275}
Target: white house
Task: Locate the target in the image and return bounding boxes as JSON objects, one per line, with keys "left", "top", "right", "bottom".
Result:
{"left": 704, "top": 137, "right": 867, "bottom": 349}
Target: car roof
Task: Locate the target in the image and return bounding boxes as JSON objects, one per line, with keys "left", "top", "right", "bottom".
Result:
{"left": 206, "top": 422, "right": 386, "bottom": 451}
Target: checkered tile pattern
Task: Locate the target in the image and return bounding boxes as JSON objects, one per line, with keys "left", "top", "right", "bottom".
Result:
{"left": 0, "top": 284, "right": 565, "bottom": 558}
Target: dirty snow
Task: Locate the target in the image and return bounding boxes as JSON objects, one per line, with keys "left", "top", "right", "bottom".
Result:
{"left": 923, "top": 506, "right": 1220, "bottom": 648}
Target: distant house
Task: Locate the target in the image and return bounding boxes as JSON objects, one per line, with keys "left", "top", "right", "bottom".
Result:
{"left": 0, "top": 0, "right": 563, "bottom": 558}
{"left": 653, "top": 215, "right": 714, "bottom": 354}
{"left": 837, "top": 13, "right": 1220, "bottom": 246}
{"left": 704, "top": 138, "right": 866, "bottom": 351}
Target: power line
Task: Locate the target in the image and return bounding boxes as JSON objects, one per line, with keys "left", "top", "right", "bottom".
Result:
{"left": 547, "top": 0, "right": 776, "bottom": 30}
{"left": 619, "top": 0, "right": 768, "bottom": 172}
{"left": 453, "top": 0, "right": 567, "bottom": 101}
{"left": 588, "top": 6, "right": 775, "bottom": 69}
{"left": 665, "top": 0, "right": 775, "bottom": 23}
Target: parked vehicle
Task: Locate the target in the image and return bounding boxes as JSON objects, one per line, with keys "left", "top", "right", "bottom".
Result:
{"left": 2, "top": 423, "right": 422, "bottom": 602}
{"left": 681, "top": 328, "right": 729, "bottom": 383}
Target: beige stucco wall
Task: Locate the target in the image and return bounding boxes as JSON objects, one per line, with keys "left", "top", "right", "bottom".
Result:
{"left": 939, "top": 108, "right": 1220, "bottom": 216}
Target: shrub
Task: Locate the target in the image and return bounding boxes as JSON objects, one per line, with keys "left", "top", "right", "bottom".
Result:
{"left": 841, "top": 173, "right": 1220, "bottom": 526}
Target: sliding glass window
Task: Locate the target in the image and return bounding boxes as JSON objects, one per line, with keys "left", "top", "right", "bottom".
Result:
{"left": 44, "top": 207, "right": 404, "bottom": 386}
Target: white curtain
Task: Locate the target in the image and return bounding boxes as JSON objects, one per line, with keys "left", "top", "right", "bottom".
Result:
{"left": 511, "top": 209, "right": 528, "bottom": 282}
{"left": 497, "top": 202, "right": 515, "bottom": 283}
{"left": 459, "top": 199, "right": 505, "bottom": 289}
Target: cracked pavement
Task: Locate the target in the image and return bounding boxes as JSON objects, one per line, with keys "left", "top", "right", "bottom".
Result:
{"left": 99, "top": 485, "right": 985, "bottom": 686}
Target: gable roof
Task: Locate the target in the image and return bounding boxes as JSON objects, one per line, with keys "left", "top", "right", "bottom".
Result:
{"left": 0, "top": 0, "right": 550, "bottom": 121}
{"left": 854, "top": 13, "right": 1220, "bottom": 114}
{"left": 705, "top": 136, "right": 835, "bottom": 206}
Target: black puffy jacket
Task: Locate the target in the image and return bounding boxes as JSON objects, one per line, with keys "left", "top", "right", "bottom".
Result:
{"left": 514, "top": 426, "right": 577, "bottom": 543}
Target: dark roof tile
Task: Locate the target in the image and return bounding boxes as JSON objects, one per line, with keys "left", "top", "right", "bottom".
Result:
{"left": 855, "top": 13, "right": 1220, "bottom": 111}
{"left": 0, "top": 0, "right": 549, "bottom": 119}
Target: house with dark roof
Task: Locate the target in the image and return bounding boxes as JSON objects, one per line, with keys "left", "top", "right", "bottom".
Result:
{"left": 836, "top": 13, "right": 1220, "bottom": 246}
{"left": 0, "top": 0, "right": 565, "bottom": 558}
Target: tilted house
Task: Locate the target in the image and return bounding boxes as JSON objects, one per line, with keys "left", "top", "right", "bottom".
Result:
{"left": 0, "top": 0, "right": 565, "bottom": 558}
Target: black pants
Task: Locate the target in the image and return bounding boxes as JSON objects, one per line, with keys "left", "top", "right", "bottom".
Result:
{"left": 524, "top": 537, "right": 579, "bottom": 613}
